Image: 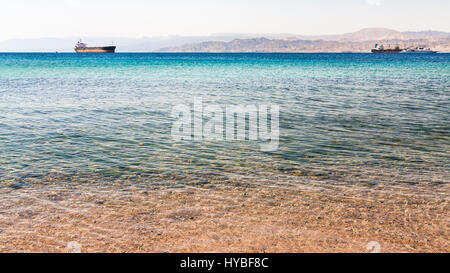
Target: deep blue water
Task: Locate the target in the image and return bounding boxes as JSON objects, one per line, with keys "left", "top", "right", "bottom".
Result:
{"left": 0, "top": 53, "right": 449, "bottom": 189}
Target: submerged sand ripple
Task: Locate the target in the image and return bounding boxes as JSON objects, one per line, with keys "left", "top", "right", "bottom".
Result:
{"left": 0, "top": 178, "right": 448, "bottom": 253}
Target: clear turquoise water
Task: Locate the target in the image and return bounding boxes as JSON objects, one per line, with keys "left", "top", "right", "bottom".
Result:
{"left": 0, "top": 53, "right": 449, "bottom": 189}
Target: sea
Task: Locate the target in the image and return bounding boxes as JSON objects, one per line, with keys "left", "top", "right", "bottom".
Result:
{"left": 0, "top": 53, "right": 448, "bottom": 196}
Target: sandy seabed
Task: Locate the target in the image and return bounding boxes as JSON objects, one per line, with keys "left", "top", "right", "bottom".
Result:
{"left": 0, "top": 179, "right": 448, "bottom": 253}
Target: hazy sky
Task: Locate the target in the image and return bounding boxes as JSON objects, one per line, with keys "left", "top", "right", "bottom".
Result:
{"left": 0, "top": 0, "right": 449, "bottom": 40}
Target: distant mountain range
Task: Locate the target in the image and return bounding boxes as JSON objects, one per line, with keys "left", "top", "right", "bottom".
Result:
{"left": 1, "top": 28, "right": 449, "bottom": 53}
{"left": 158, "top": 28, "right": 450, "bottom": 53}
{"left": 291, "top": 28, "right": 450, "bottom": 42}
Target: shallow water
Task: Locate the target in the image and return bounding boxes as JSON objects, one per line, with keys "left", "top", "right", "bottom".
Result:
{"left": 0, "top": 53, "right": 449, "bottom": 193}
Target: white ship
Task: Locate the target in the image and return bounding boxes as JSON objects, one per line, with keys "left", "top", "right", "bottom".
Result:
{"left": 401, "top": 46, "right": 437, "bottom": 53}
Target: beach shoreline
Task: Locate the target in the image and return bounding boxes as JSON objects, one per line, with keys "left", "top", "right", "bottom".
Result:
{"left": 1, "top": 180, "right": 448, "bottom": 253}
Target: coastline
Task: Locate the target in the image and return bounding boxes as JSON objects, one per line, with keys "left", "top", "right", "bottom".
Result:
{"left": 1, "top": 51, "right": 450, "bottom": 54}
{"left": 1, "top": 180, "right": 448, "bottom": 253}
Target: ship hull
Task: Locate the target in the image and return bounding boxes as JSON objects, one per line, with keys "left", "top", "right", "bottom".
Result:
{"left": 75, "top": 46, "right": 116, "bottom": 53}
{"left": 371, "top": 49, "right": 402, "bottom": 53}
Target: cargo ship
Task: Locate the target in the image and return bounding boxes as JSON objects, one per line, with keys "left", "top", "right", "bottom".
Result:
{"left": 74, "top": 40, "right": 116, "bottom": 53}
{"left": 371, "top": 44, "right": 403, "bottom": 53}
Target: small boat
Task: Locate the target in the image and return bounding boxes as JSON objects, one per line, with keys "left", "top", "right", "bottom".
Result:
{"left": 401, "top": 46, "right": 437, "bottom": 53}
{"left": 74, "top": 40, "right": 116, "bottom": 53}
